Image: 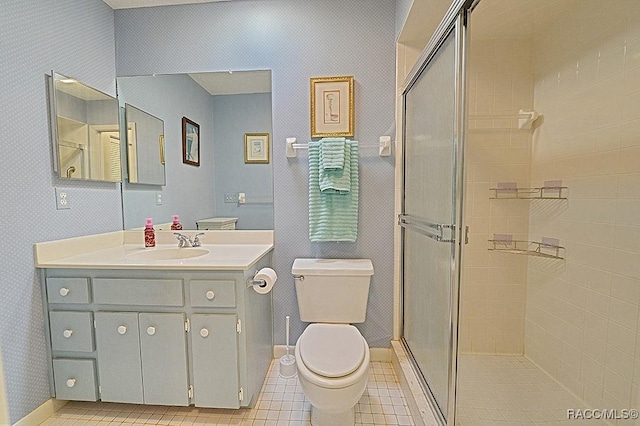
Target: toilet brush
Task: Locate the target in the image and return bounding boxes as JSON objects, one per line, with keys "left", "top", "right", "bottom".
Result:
{"left": 279, "top": 315, "right": 297, "bottom": 378}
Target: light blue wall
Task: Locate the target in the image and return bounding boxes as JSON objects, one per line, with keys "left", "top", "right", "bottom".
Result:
{"left": 0, "top": 0, "right": 120, "bottom": 422}
{"left": 115, "top": 0, "right": 397, "bottom": 348}
{"left": 117, "top": 74, "right": 216, "bottom": 229}
{"left": 212, "top": 93, "right": 273, "bottom": 229}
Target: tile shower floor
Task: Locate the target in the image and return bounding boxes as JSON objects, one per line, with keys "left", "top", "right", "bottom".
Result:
{"left": 41, "top": 360, "right": 414, "bottom": 426}
{"left": 455, "top": 354, "right": 604, "bottom": 425}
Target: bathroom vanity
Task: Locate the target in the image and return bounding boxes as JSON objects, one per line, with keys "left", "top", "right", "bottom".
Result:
{"left": 34, "top": 230, "right": 274, "bottom": 409}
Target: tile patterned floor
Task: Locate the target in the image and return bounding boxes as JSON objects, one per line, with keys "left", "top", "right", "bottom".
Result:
{"left": 41, "top": 360, "right": 414, "bottom": 425}
{"left": 455, "top": 354, "right": 605, "bottom": 426}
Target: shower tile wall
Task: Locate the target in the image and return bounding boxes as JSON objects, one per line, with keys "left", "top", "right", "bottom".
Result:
{"left": 525, "top": 0, "right": 640, "bottom": 413}
{"left": 460, "top": 38, "right": 534, "bottom": 354}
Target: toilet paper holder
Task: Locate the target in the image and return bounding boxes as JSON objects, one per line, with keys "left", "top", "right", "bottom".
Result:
{"left": 247, "top": 270, "right": 267, "bottom": 288}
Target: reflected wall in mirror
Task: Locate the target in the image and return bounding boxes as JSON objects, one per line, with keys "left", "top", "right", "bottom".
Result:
{"left": 117, "top": 71, "right": 274, "bottom": 231}
{"left": 124, "top": 104, "right": 166, "bottom": 185}
{"left": 49, "top": 72, "right": 121, "bottom": 182}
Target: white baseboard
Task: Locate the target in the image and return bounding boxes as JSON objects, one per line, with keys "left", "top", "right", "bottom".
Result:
{"left": 13, "top": 399, "right": 67, "bottom": 426}
{"left": 273, "top": 345, "right": 391, "bottom": 362}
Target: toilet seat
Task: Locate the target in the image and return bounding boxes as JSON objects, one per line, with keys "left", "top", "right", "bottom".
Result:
{"left": 298, "top": 324, "right": 366, "bottom": 378}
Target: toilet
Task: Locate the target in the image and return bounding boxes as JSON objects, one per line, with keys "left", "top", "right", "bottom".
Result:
{"left": 292, "top": 258, "right": 374, "bottom": 426}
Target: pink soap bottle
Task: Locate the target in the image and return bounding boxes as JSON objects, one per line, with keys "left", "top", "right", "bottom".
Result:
{"left": 144, "top": 218, "right": 155, "bottom": 247}
{"left": 171, "top": 215, "right": 183, "bottom": 231}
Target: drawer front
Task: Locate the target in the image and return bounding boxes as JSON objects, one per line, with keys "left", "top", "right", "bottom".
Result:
{"left": 49, "top": 311, "right": 95, "bottom": 352}
{"left": 190, "top": 280, "right": 236, "bottom": 308}
{"left": 46, "top": 278, "right": 90, "bottom": 304}
{"left": 53, "top": 359, "right": 98, "bottom": 401}
{"left": 92, "top": 278, "right": 183, "bottom": 306}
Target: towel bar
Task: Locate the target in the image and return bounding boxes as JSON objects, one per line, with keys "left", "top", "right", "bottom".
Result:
{"left": 285, "top": 136, "right": 392, "bottom": 157}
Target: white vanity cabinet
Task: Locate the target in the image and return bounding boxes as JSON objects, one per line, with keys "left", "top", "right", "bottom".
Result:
{"left": 40, "top": 254, "right": 273, "bottom": 409}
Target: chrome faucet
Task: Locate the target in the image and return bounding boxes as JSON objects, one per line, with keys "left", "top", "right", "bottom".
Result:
{"left": 174, "top": 232, "right": 205, "bottom": 247}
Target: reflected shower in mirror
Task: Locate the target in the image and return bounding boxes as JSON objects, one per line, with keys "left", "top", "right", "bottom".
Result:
{"left": 117, "top": 71, "right": 274, "bottom": 231}
{"left": 49, "top": 72, "right": 121, "bottom": 182}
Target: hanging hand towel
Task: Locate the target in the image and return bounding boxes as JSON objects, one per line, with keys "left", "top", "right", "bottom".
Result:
{"left": 319, "top": 139, "right": 351, "bottom": 194}
{"left": 309, "top": 140, "right": 359, "bottom": 242}
{"left": 319, "top": 137, "right": 346, "bottom": 170}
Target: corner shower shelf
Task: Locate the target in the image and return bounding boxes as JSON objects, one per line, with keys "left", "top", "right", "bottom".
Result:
{"left": 489, "top": 186, "right": 568, "bottom": 200}
{"left": 488, "top": 239, "right": 565, "bottom": 260}
{"left": 468, "top": 109, "right": 540, "bottom": 130}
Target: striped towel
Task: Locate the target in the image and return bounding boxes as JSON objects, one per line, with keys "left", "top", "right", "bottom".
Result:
{"left": 319, "top": 137, "right": 346, "bottom": 170}
{"left": 319, "top": 140, "right": 351, "bottom": 194}
{"left": 309, "top": 140, "right": 359, "bottom": 242}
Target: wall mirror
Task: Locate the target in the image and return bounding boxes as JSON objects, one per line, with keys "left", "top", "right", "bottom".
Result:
{"left": 124, "top": 104, "right": 166, "bottom": 185}
{"left": 117, "top": 70, "right": 274, "bottom": 231}
{"left": 48, "top": 71, "right": 122, "bottom": 182}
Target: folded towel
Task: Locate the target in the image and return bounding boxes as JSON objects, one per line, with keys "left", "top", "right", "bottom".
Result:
{"left": 319, "top": 140, "right": 351, "bottom": 194}
{"left": 319, "top": 137, "right": 346, "bottom": 170}
{"left": 309, "top": 140, "right": 359, "bottom": 242}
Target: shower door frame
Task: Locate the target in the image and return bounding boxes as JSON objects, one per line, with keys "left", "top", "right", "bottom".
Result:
{"left": 399, "top": 0, "right": 472, "bottom": 423}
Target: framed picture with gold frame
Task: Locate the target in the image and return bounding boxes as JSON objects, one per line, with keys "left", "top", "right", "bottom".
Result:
{"left": 244, "top": 133, "right": 270, "bottom": 164}
{"left": 310, "top": 75, "right": 354, "bottom": 138}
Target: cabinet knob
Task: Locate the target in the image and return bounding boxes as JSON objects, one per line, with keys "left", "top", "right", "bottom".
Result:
{"left": 200, "top": 328, "right": 209, "bottom": 338}
{"left": 146, "top": 326, "right": 156, "bottom": 336}
{"left": 59, "top": 288, "right": 70, "bottom": 297}
{"left": 62, "top": 329, "right": 73, "bottom": 338}
{"left": 66, "top": 378, "right": 76, "bottom": 388}
{"left": 117, "top": 326, "right": 127, "bottom": 335}
{"left": 206, "top": 290, "right": 215, "bottom": 300}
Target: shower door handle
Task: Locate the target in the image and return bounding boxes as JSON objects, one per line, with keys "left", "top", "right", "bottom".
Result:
{"left": 398, "top": 214, "right": 455, "bottom": 243}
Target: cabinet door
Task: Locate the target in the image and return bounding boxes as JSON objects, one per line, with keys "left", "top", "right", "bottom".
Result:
{"left": 190, "top": 314, "right": 239, "bottom": 408}
{"left": 94, "top": 312, "right": 143, "bottom": 403}
{"left": 139, "top": 313, "right": 189, "bottom": 405}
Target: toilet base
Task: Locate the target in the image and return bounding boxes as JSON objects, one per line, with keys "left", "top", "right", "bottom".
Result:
{"left": 311, "top": 405, "right": 355, "bottom": 426}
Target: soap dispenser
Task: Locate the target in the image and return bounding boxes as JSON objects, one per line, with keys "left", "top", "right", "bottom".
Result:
{"left": 144, "top": 218, "right": 155, "bottom": 247}
{"left": 171, "top": 215, "right": 183, "bottom": 230}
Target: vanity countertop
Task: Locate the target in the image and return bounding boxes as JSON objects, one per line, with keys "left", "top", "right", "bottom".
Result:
{"left": 34, "top": 230, "right": 273, "bottom": 270}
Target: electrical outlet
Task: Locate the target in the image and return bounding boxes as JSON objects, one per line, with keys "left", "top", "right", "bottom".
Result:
{"left": 224, "top": 193, "right": 239, "bottom": 203}
{"left": 55, "top": 188, "right": 71, "bottom": 210}
{"left": 156, "top": 191, "right": 163, "bottom": 205}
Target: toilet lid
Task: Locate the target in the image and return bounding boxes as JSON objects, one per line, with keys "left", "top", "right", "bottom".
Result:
{"left": 298, "top": 324, "right": 366, "bottom": 378}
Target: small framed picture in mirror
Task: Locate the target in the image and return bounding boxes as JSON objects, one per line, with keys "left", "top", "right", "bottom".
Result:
{"left": 244, "top": 133, "right": 270, "bottom": 164}
{"left": 182, "top": 117, "right": 200, "bottom": 166}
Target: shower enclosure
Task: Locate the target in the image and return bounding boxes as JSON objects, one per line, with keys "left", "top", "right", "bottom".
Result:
{"left": 400, "top": 0, "right": 640, "bottom": 424}
{"left": 400, "top": 4, "right": 468, "bottom": 424}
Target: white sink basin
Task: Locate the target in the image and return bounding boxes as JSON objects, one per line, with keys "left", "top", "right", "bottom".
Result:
{"left": 127, "top": 248, "right": 209, "bottom": 261}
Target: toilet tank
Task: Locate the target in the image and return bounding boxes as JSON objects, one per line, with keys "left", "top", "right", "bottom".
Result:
{"left": 292, "top": 258, "right": 374, "bottom": 323}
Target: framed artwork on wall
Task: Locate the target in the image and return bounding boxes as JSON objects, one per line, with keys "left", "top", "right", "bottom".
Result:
{"left": 244, "top": 133, "right": 270, "bottom": 164}
{"left": 182, "top": 117, "right": 200, "bottom": 166}
{"left": 310, "top": 75, "right": 354, "bottom": 138}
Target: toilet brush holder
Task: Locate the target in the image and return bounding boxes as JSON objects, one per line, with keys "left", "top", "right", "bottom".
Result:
{"left": 279, "top": 315, "right": 297, "bottom": 378}
{"left": 279, "top": 353, "right": 297, "bottom": 378}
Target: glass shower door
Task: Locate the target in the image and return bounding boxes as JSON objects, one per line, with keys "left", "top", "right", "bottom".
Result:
{"left": 400, "top": 14, "right": 466, "bottom": 424}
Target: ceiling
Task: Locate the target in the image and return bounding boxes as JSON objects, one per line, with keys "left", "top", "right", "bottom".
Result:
{"left": 103, "top": 0, "right": 229, "bottom": 9}
{"left": 188, "top": 70, "right": 271, "bottom": 95}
